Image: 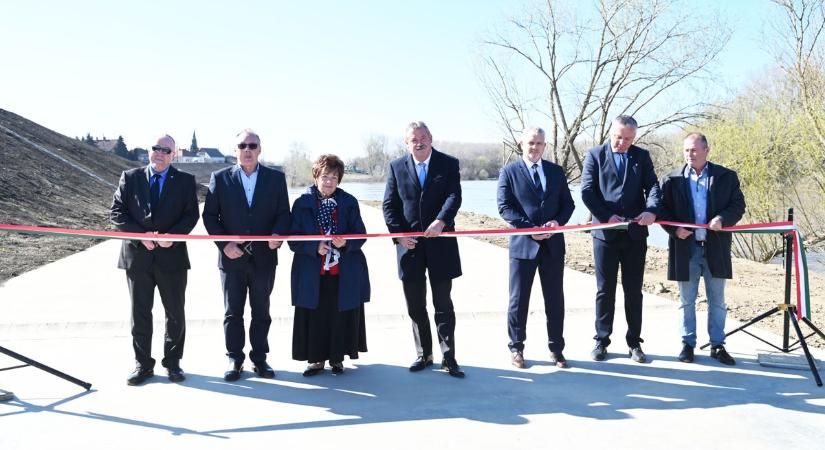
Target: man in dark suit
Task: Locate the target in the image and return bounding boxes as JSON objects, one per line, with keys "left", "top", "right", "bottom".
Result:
{"left": 383, "top": 121, "right": 465, "bottom": 378}
{"left": 660, "top": 132, "right": 745, "bottom": 365}
{"left": 497, "top": 127, "right": 575, "bottom": 369}
{"left": 202, "top": 129, "right": 290, "bottom": 381}
{"left": 581, "top": 115, "right": 661, "bottom": 363}
{"left": 110, "top": 134, "right": 199, "bottom": 385}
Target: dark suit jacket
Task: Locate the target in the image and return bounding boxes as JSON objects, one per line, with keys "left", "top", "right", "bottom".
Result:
{"left": 497, "top": 159, "right": 575, "bottom": 260}
{"left": 110, "top": 165, "right": 199, "bottom": 271}
{"left": 288, "top": 188, "right": 370, "bottom": 311}
{"left": 202, "top": 164, "right": 290, "bottom": 271}
{"left": 660, "top": 162, "right": 746, "bottom": 281}
{"left": 382, "top": 149, "right": 462, "bottom": 282}
{"left": 580, "top": 143, "right": 662, "bottom": 241}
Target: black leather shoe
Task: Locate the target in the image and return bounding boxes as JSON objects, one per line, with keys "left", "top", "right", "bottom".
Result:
{"left": 127, "top": 366, "right": 154, "bottom": 386}
{"left": 441, "top": 359, "right": 465, "bottom": 378}
{"left": 167, "top": 366, "right": 185, "bottom": 383}
{"left": 303, "top": 362, "right": 325, "bottom": 377}
{"left": 549, "top": 352, "right": 569, "bottom": 369}
{"left": 591, "top": 344, "right": 608, "bottom": 361}
{"left": 629, "top": 346, "right": 647, "bottom": 363}
{"left": 678, "top": 344, "right": 695, "bottom": 363}
{"left": 223, "top": 360, "right": 243, "bottom": 381}
{"left": 252, "top": 361, "right": 275, "bottom": 379}
{"left": 710, "top": 345, "right": 736, "bottom": 366}
{"left": 409, "top": 355, "right": 434, "bottom": 372}
{"left": 331, "top": 362, "right": 344, "bottom": 375}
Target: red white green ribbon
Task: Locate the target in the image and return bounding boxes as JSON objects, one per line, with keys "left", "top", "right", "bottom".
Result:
{"left": 0, "top": 220, "right": 812, "bottom": 319}
{"left": 658, "top": 220, "right": 810, "bottom": 319}
{"left": 0, "top": 221, "right": 626, "bottom": 242}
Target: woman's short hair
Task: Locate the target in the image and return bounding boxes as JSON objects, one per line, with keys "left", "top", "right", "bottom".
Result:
{"left": 312, "top": 154, "right": 345, "bottom": 181}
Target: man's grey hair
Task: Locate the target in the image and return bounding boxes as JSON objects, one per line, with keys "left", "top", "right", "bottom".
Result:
{"left": 684, "top": 132, "right": 709, "bottom": 148}
{"left": 237, "top": 128, "right": 261, "bottom": 143}
{"left": 405, "top": 121, "right": 432, "bottom": 138}
{"left": 160, "top": 134, "right": 175, "bottom": 147}
{"left": 612, "top": 115, "right": 638, "bottom": 129}
{"left": 521, "top": 127, "right": 546, "bottom": 141}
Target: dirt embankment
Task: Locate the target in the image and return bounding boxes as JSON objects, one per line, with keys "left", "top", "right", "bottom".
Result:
{"left": 0, "top": 109, "right": 137, "bottom": 282}
{"left": 0, "top": 110, "right": 222, "bottom": 283}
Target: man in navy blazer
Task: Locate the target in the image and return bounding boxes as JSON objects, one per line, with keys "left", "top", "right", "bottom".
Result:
{"left": 497, "top": 127, "right": 575, "bottom": 369}
{"left": 383, "top": 121, "right": 465, "bottom": 378}
{"left": 110, "top": 134, "right": 199, "bottom": 385}
{"left": 581, "top": 115, "right": 661, "bottom": 363}
{"left": 202, "top": 129, "right": 290, "bottom": 381}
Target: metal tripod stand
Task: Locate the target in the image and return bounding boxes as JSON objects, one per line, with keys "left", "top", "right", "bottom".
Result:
{"left": 700, "top": 209, "right": 824, "bottom": 387}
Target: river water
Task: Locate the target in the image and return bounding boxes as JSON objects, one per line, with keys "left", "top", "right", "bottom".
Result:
{"left": 290, "top": 179, "right": 823, "bottom": 274}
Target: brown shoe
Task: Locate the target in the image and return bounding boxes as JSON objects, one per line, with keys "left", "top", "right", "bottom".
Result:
{"left": 511, "top": 351, "right": 525, "bottom": 369}
{"left": 549, "top": 352, "right": 569, "bottom": 369}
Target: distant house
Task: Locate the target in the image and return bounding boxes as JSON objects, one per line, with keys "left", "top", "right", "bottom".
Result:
{"left": 200, "top": 147, "right": 223, "bottom": 160}
{"left": 93, "top": 139, "right": 118, "bottom": 152}
{"left": 176, "top": 147, "right": 225, "bottom": 163}
{"left": 131, "top": 147, "right": 149, "bottom": 163}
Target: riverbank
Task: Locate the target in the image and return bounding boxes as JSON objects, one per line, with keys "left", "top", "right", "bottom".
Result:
{"left": 364, "top": 201, "right": 825, "bottom": 349}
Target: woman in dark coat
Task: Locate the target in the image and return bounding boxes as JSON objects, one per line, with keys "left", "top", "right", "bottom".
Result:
{"left": 289, "top": 154, "right": 370, "bottom": 376}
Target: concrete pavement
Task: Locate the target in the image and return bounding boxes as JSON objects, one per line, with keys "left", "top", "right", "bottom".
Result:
{"left": 1, "top": 203, "right": 824, "bottom": 449}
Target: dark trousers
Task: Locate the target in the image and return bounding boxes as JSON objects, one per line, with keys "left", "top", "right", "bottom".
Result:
{"left": 592, "top": 236, "right": 647, "bottom": 348}
{"left": 220, "top": 264, "right": 275, "bottom": 364}
{"left": 508, "top": 247, "right": 565, "bottom": 354}
{"left": 402, "top": 277, "right": 456, "bottom": 362}
{"left": 125, "top": 268, "right": 187, "bottom": 369}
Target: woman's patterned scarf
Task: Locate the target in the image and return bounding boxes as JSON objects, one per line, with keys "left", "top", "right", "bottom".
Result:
{"left": 311, "top": 185, "right": 340, "bottom": 271}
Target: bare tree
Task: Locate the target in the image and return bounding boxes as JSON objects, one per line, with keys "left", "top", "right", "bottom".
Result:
{"left": 772, "top": 0, "right": 825, "bottom": 147}
{"left": 363, "top": 134, "right": 389, "bottom": 177}
{"left": 480, "top": 0, "right": 730, "bottom": 180}
{"left": 283, "top": 141, "right": 313, "bottom": 187}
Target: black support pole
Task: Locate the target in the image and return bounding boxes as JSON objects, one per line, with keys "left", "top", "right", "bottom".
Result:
{"left": 0, "top": 345, "right": 92, "bottom": 391}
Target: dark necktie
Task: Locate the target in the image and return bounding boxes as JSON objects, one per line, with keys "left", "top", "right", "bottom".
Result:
{"left": 617, "top": 153, "right": 626, "bottom": 176}
{"left": 150, "top": 174, "right": 161, "bottom": 214}
{"left": 532, "top": 163, "right": 543, "bottom": 192}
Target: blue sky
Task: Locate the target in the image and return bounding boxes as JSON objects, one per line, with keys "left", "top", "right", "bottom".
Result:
{"left": 0, "top": 0, "right": 775, "bottom": 162}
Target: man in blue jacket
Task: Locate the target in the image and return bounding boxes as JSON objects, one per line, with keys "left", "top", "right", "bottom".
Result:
{"left": 581, "top": 116, "right": 661, "bottom": 363}
{"left": 497, "top": 127, "right": 575, "bottom": 369}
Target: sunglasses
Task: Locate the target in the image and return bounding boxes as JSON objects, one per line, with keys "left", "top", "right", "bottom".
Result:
{"left": 151, "top": 145, "right": 173, "bottom": 154}
{"left": 237, "top": 143, "right": 259, "bottom": 150}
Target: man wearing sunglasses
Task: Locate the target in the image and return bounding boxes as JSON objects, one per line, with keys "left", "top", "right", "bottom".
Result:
{"left": 203, "top": 129, "right": 290, "bottom": 381}
{"left": 110, "top": 134, "right": 199, "bottom": 386}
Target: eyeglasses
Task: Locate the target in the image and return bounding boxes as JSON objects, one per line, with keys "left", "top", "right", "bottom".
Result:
{"left": 320, "top": 175, "right": 339, "bottom": 183}
{"left": 151, "top": 145, "right": 173, "bottom": 154}
{"left": 237, "top": 143, "right": 259, "bottom": 150}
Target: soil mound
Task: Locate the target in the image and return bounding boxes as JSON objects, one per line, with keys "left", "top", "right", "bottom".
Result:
{"left": 0, "top": 108, "right": 138, "bottom": 281}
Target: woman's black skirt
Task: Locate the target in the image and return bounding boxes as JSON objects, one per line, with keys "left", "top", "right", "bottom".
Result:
{"left": 292, "top": 274, "right": 367, "bottom": 363}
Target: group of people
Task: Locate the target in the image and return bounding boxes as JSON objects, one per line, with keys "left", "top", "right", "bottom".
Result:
{"left": 109, "top": 116, "right": 745, "bottom": 386}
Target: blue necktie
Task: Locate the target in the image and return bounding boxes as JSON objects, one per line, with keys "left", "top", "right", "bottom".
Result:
{"left": 418, "top": 162, "right": 427, "bottom": 188}
{"left": 150, "top": 174, "right": 161, "bottom": 214}
{"left": 617, "top": 153, "right": 626, "bottom": 176}
{"left": 532, "top": 163, "right": 543, "bottom": 193}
